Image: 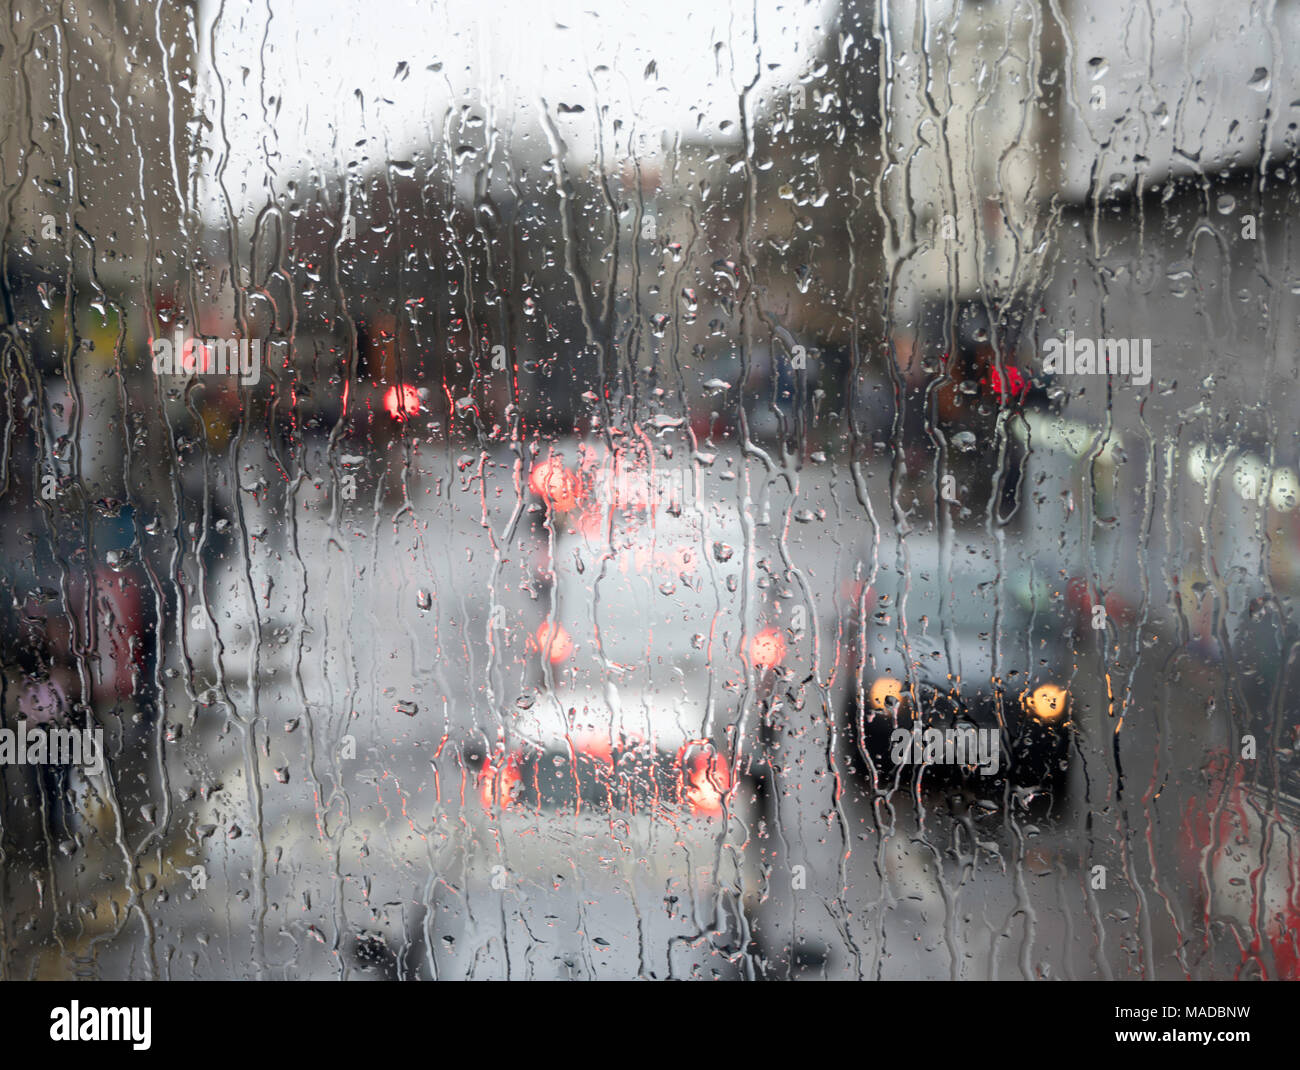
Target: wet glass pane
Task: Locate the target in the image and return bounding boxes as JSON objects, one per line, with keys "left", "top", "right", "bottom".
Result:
{"left": 2, "top": 0, "right": 1298, "bottom": 983}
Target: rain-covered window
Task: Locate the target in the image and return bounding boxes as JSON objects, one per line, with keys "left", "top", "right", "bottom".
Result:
{"left": 2, "top": 0, "right": 1299, "bottom": 985}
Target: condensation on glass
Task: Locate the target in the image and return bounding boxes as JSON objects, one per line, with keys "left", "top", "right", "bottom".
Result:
{"left": 0, "top": 0, "right": 1298, "bottom": 979}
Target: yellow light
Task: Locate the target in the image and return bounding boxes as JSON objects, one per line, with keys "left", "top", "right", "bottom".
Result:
{"left": 1026, "top": 683, "right": 1069, "bottom": 721}
{"left": 869, "top": 676, "right": 903, "bottom": 712}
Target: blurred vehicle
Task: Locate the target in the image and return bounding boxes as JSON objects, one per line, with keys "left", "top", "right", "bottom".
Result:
{"left": 843, "top": 533, "right": 1074, "bottom": 807}
{"left": 445, "top": 432, "right": 825, "bottom": 973}
{"left": 484, "top": 435, "right": 819, "bottom": 819}
{"left": 501, "top": 436, "right": 776, "bottom": 817}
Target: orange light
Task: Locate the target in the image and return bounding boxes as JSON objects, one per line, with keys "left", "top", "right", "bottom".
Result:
{"left": 528, "top": 457, "right": 582, "bottom": 512}
{"left": 678, "top": 741, "right": 730, "bottom": 817}
{"left": 1025, "top": 683, "right": 1069, "bottom": 721}
{"left": 532, "top": 622, "right": 574, "bottom": 663}
{"left": 383, "top": 383, "right": 420, "bottom": 421}
{"left": 869, "top": 675, "right": 903, "bottom": 712}
{"left": 749, "top": 627, "right": 787, "bottom": 670}
{"left": 572, "top": 731, "right": 614, "bottom": 765}
{"left": 479, "top": 754, "right": 523, "bottom": 810}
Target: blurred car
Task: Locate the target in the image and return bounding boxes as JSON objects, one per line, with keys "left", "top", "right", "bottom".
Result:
{"left": 493, "top": 436, "right": 793, "bottom": 817}
{"left": 843, "top": 533, "right": 1074, "bottom": 806}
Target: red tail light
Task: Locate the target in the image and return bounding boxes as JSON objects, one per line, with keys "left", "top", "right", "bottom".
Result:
{"left": 983, "top": 364, "right": 1028, "bottom": 401}
{"left": 572, "top": 731, "right": 614, "bottom": 765}
{"left": 678, "top": 741, "right": 730, "bottom": 817}
{"left": 182, "top": 338, "right": 213, "bottom": 374}
{"left": 479, "top": 753, "right": 523, "bottom": 810}
{"left": 749, "top": 626, "right": 787, "bottom": 670}
{"left": 529, "top": 457, "right": 583, "bottom": 512}
{"left": 383, "top": 384, "right": 420, "bottom": 421}
{"left": 531, "top": 621, "right": 574, "bottom": 663}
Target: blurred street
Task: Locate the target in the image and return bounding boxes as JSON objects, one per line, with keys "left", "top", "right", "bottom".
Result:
{"left": 2, "top": 0, "right": 1299, "bottom": 981}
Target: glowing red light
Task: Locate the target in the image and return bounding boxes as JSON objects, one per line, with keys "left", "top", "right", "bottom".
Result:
{"left": 532, "top": 622, "right": 574, "bottom": 663}
{"left": 749, "top": 626, "right": 787, "bottom": 670}
{"left": 678, "top": 741, "right": 730, "bottom": 817}
{"left": 383, "top": 384, "right": 420, "bottom": 421}
{"left": 479, "top": 754, "right": 523, "bottom": 810}
{"left": 572, "top": 731, "right": 614, "bottom": 765}
{"left": 179, "top": 338, "right": 212, "bottom": 374}
{"left": 528, "top": 457, "right": 582, "bottom": 512}
{"left": 984, "top": 364, "right": 1028, "bottom": 401}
